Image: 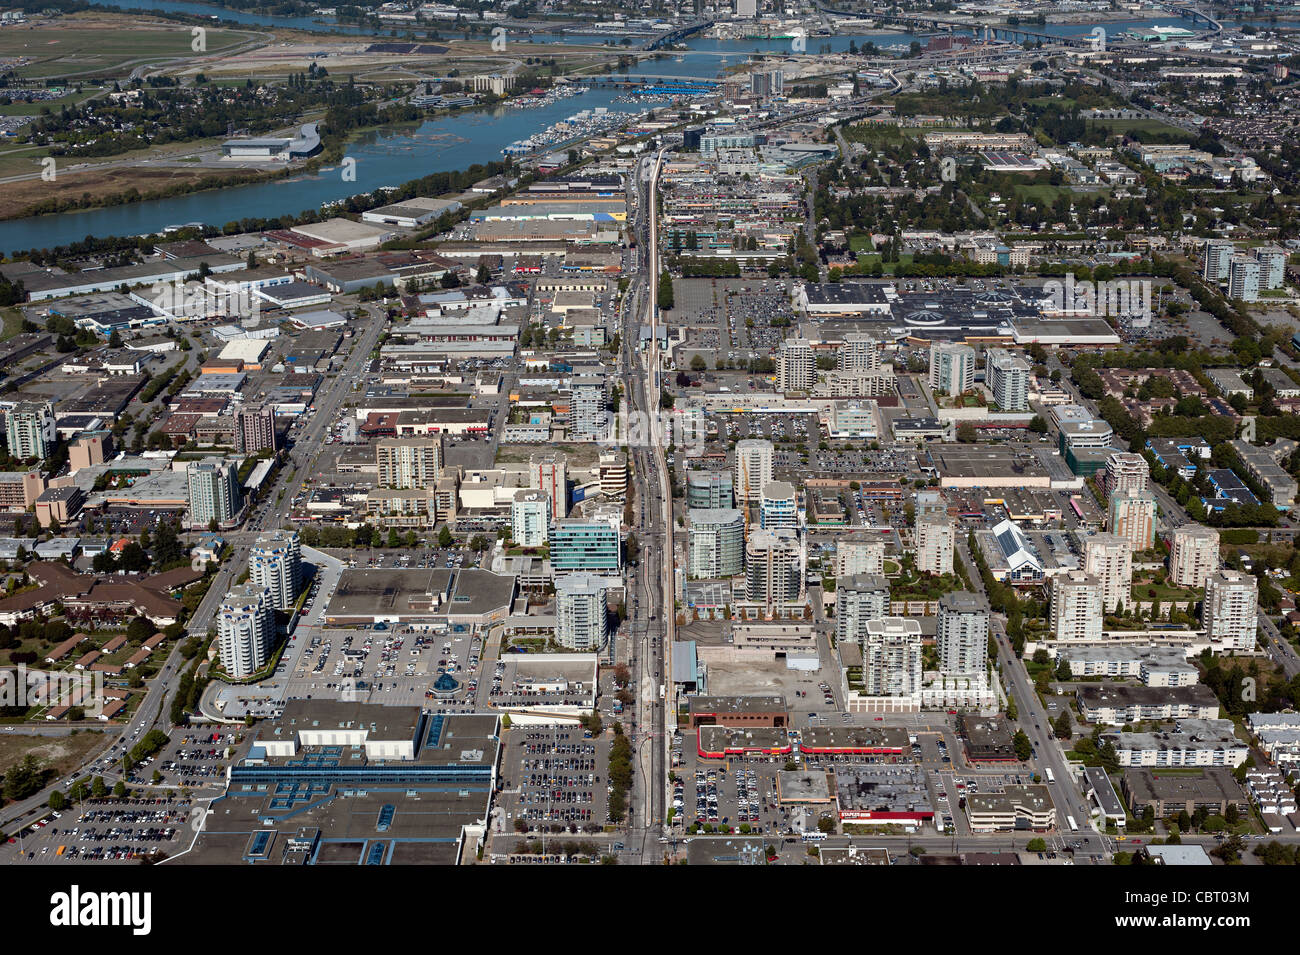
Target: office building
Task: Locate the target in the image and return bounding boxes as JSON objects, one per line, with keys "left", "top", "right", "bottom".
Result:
{"left": 745, "top": 527, "right": 803, "bottom": 605}
{"left": 550, "top": 517, "right": 621, "bottom": 573}
{"left": 987, "top": 348, "right": 1030, "bottom": 412}
{"left": 835, "top": 573, "right": 891, "bottom": 646}
{"left": 735, "top": 439, "right": 774, "bottom": 504}
{"left": 759, "top": 480, "right": 798, "bottom": 531}
{"left": 937, "top": 591, "right": 989, "bottom": 675}
{"left": 511, "top": 489, "right": 551, "bottom": 548}
{"left": 1202, "top": 569, "right": 1258, "bottom": 652}
{"left": 554, "top": 573, "right": 611, "bottom": 651}
{"left": 1101, "top": 451, "right": 1149, "bottom": 498}
{"left": 688, "top": 507, "right": 745, "bottom": 579}
{"left": 530, "top": 451, "right": 568, "bottom": 520}
{"left": 187, "top": 458, "right": 242, "bottom": 529}
{"left": 687, "top": 470, "right": 734, "bottom": 509}
{"left": 598, "top": 450, "right": 628, "bottom": 500}
{"left": 1108, "top": 489, "right": 1157, "bottom": 551}
{"left": 834, "top": 535, "right": 886, "bottom": 576}
{"left": 915, "top": 515, "right": 954, "bottom": 575}
{"left": 1203, "top": 241, "right": 1234, "bottom": 282}
{"left": 1051, "top": 570, "right": 1104, "bottom": 642}
{"left": 235, "top": 403, "right": 277, "bottom": 454}
{"left": 1084, "top": 533, "right": 1133, "bottom": 615}
{"left": 837, "top": 334, "right": 882, "bottom": 372}
{"left": 1228, "top": 255, "right": 1260, "bottom": 303}
{"left": 929, "top": 341, "right": 975, "bottom": 396}
{"left": 5, "top": 401, "right": 55, "bottom": 460}
{"left": 376, "top": 437, "right": 443, "bottom": 489}
{"left": 1169, "top": 524, "right": 1219, "bottom": 589}
{"left": 776, "top": 338, "right": 815, "bottom": 393}
{"left": 218, "top": 583, "right": 274, "bottom": 679}
{"left": 249, "top": 530, "right": 302, "bottom": 611}
{"left": 569, "top": 375, "right": 607, "bottom": 441}
{"left": 863, "top": 617, "right": 923, "bottom": 697}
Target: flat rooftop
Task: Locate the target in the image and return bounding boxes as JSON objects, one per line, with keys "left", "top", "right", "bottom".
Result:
{"left": 325, "top": 568, "right": 451, "bottom": 621}
{"left": 688, "top": 694, "right": 787, "bottom": 714}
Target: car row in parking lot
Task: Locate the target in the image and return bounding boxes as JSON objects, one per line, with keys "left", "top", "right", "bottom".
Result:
{"left": 508, "top": 728, "right": 606, "bottom": 832}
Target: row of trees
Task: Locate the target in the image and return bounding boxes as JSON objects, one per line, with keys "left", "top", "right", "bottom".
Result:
{"left": 606, "top": 722, "right": 633, "bottom": 824}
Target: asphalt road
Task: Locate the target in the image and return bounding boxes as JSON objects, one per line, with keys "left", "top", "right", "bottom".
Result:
{"left": 957, "top": 537, "right": 1109, "bottom": 856}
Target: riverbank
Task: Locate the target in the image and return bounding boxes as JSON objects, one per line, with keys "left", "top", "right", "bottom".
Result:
{"left": 0, "top": 164, "right": 278, "bottom": 223}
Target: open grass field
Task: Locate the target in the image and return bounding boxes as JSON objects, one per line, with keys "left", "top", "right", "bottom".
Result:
{"left": 0, "top": 307, "right": 26, "bottom": 342}
{"left": 850, "top": 251, "right": 913, "bottom": 273}
{"left": 1010, "top": 182, "right": 1099, "bottom": 204}
{"left": 0, "top": 148, "right": 53, "bottom": 179}
{"left": 0, "top": 730, "right": 105, "bottom": 778}
{"left": 0, "top": 15, "right": 251, "bottom": 80}
{"left": 1086, "top": 117, "right": 1185, "bottom": 138}
{"left": 0, "top": 89, "right": 101, "bottom": 114}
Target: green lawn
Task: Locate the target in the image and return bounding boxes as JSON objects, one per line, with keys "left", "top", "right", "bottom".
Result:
{"left": 1131, "top": 581, "right": 1200, "bottom": 602}
{"left": 1086, "top": 118, "right": 1186, "bottom": 138}
{"left": 0, "top": 90, "right": 99, "bottom": 114}
{"left": 0, "top": 22, "right": 249, "bottom": 80}
{"left": 850, "top": 252, "right": 913, "bottom": 274}
{"left": 842, "top": 123, "right": 908, "bottom": 146}
{"left": 1012, "top": 183, "right": 1088, "bottom": 204}
{"left": 0, "top": 308, "right": 23, "bottom": 342}
{"left": 0, "top": 149, "right": 51, "bottom": 178}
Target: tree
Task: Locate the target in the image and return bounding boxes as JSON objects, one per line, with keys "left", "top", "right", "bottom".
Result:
{"left": 1026, "top": 837, "right": 1047, "bottom": 852}
{"left": 437, "top": 526, "right": 454, "bottom": 548}
{"left": 118, "top": 542, "right": 150, "bottom": 573}
{"left": 957, "top": 422, "right": 977, "bottom": 443}
{"left": 1013, "top": 729, "right": 1032, "bottom": 761}
{"left": 48, "top": 790, "right": 65, "bottom": 811}
{"left": 690, "top": 354, "right": 707, "bottom": 372}
{"left": 1052, "top": 710, "right": 1072, "bottom": 741}
{"left": 4, "top": 754, "right": 43, "bottom": 801}
{"left": 658, "top": 270, "right": 674, "bottom": 310}
{"left": 1028, "top": 414, "right": 1048, "bottom": 433}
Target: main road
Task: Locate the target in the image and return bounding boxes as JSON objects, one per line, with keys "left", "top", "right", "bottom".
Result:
{"left": 615, "top": 145, "right": 673, "bottom": 860}
{"left": 957, "top": 536, "right": 1110, "bottom": 856}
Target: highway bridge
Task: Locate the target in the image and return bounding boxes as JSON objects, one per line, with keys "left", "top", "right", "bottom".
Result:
{"left": 1161, "top": 4, "right": 1223, "bottom": 31}
{"left": 576, "top": 73, "right": 720, "bottom": 86}
{"left": 639, "top": 18, "right": 715, "bottom": 51}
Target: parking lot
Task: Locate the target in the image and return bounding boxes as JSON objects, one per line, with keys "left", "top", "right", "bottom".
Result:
{"left": 0, "top": 797, "right": 197, "bottom": 864}
{"left": 674, "top": 761, "right": 788, "bottom": 834}
{"left": 500, "top": 724, "right": 608, "bottom": 833}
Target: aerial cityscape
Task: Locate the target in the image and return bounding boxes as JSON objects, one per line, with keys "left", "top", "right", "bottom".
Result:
{"left": 0, "top": 0, "right": 1291, "bottom": 898}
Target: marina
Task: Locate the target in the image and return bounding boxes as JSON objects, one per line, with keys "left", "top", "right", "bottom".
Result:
{"left": 502, "top": 107, "right": 632, "bottom": 158}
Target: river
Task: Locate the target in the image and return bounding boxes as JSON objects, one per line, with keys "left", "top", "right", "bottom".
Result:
{"left": 0, "top": 2, "right": 1235, "bottom": 252}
